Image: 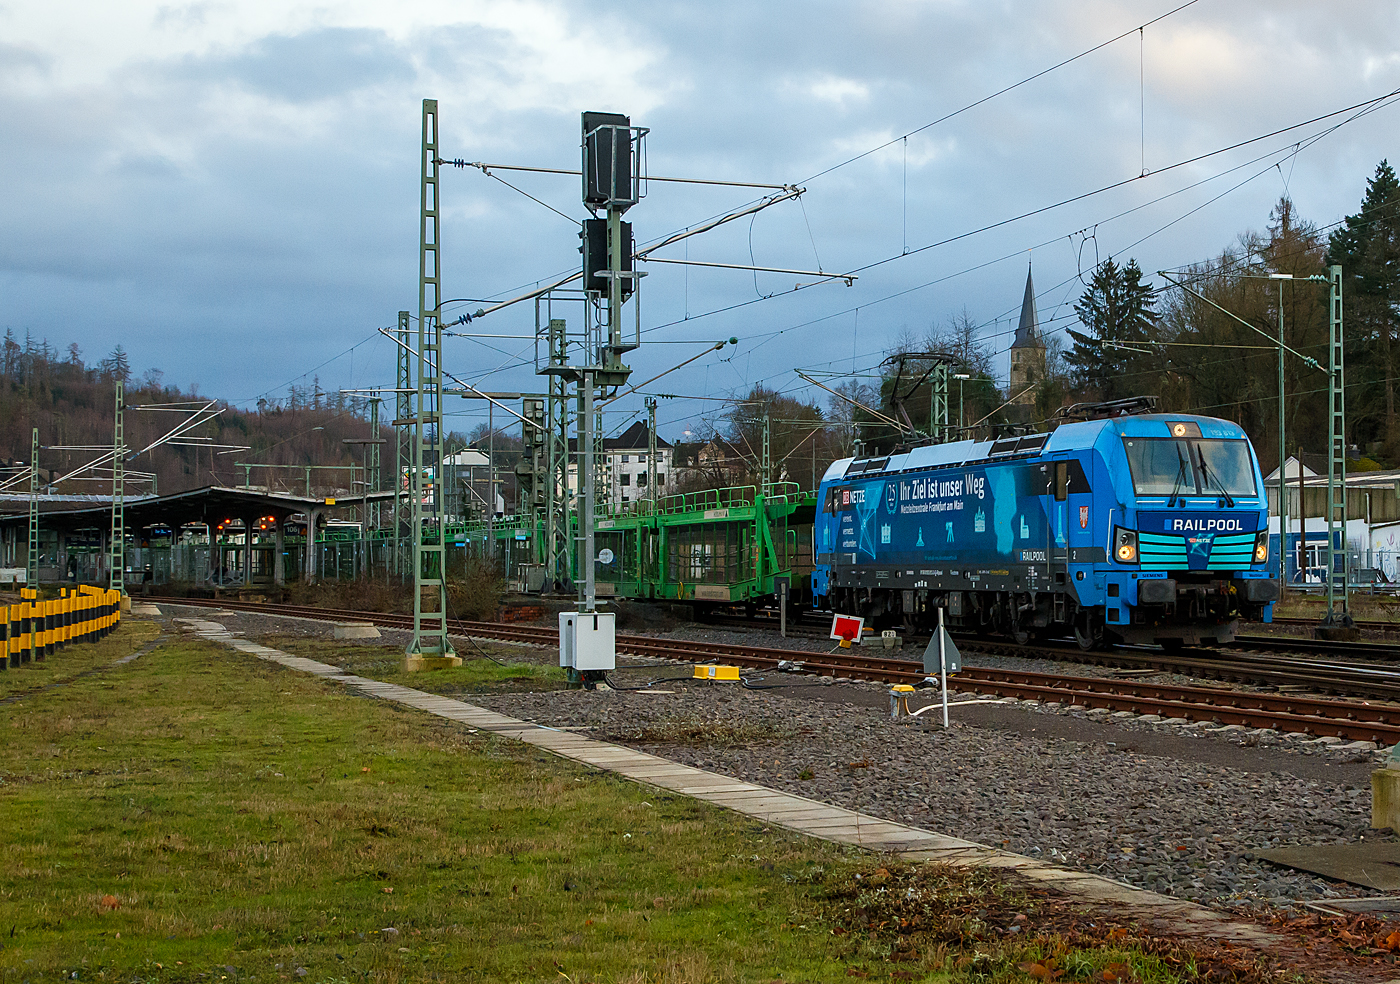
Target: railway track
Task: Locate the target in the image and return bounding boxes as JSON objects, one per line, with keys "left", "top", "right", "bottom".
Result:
{"left": 1269, "top": 615, "right": 1400, "bottom": 633}
{"left": 693, "top": 608, "right": 1400, "bottom": 699}
{"left": 1234, "top": 632, "right": 1400, "bottom": 660}
{"left": 152, "top": 596, "right": 1400, "bottom": 745}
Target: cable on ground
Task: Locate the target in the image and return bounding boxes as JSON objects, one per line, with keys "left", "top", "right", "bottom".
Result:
{"left": 602, "top": 673, "right": 699, "bottom": 691}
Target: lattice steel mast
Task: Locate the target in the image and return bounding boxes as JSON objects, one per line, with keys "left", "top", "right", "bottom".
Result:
{"left": 26, "top": 428, "right": 38, "bottom": 587}
{"left": 406, "top": 98, "right": 458, "bottom": 667}
{"left": 1324, "top": 263, "right": 1352, "bottom": 626}
{"left": 545, "top": 316, "right": 571, "bottom": 587}
{"left": 108, "top": 380, "right": 126, "bottom": 595}
{"left": 395, "top": 309, "right": 412, "bottom": 578}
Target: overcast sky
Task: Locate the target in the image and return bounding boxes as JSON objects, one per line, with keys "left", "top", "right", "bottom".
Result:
{"left": 2, "top": 0, "right": 1398, "bottom": 442}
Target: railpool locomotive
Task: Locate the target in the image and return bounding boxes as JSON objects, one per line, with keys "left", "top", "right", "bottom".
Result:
{"left": 811, "top": 411, "right": 1277, "bottom": 649}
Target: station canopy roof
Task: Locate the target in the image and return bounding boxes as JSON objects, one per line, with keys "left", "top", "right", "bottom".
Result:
{"left": 0, "top": 485, "right": 393, "bottom": 532}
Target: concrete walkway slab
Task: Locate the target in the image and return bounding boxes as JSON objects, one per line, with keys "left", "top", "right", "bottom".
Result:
{"left": 173, "top": 617, "right": 1282, "bottom": 947}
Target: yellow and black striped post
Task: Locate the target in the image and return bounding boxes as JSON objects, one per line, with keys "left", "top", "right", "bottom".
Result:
{"left": 0, "top": 587, "right": 122, "bottom": 670}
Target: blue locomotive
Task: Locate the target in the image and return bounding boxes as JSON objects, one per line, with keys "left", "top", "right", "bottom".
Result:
{"left": 811, "top": 410, "right": 1277, "bottom": 649}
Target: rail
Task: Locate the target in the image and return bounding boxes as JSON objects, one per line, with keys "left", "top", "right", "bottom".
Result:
{"left": 153, "top": 597, "right": 1400, "bottom": 745}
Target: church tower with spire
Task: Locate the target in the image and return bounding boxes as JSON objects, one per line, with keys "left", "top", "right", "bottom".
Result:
{"left": 1009, "top": 265, "right": 1046, "bottom": 408}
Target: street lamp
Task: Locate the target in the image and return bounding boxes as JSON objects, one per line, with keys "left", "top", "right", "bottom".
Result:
{"left": 1159, "top": 269, "right": 1329, "bottom": 605}
{"left": 1267, "top": 273, "right": 1293, "bottom": 595}
{"left": 1259, "top": 272, "right": 1328, "bottom": 594}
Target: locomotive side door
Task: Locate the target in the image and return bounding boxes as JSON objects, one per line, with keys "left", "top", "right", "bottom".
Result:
{"left": 1062, "top": 454, "right": 1096, "bottom": 587}
{"left": 1052, "top": 460, "right": 1069, "bottom": 585}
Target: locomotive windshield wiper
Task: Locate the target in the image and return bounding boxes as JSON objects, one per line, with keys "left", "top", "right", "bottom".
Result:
{"left": 1167, "top": 444, "right": 1190, "bottom": 506}
{"left": 1196, "top": 449, "right": 1235, "bottom": 508}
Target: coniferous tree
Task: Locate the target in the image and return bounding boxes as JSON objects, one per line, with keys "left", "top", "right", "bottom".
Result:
{"left": 101, "top": 345, "right": 131, "bottom": 382}
{"left": 1065, "top": 258, "right": 1158, "bottom": 402}
{"left": 1327, "top": 160, "right": 1400, "bottom": 454}
{"left": 2, "top": 329, "right": 18, "bottom": 380}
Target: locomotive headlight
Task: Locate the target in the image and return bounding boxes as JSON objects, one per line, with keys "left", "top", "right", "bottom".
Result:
{"left": 1253, "top": 530, "right": 1269, "bottom": 563}
{"left": 1113, "top": 526, "right": 1138, "bottom": 563}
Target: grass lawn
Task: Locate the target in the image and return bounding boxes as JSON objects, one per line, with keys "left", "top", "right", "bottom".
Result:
{"left": 1271, "top": 594, "right": 1400, "bottom": 623}
{"left": 258, "top": 635, "right": 570, "bottom": 698}
{"left": 0, "top": 621, "right": 161, "bottom": 701}
{"left": 0, "top": 624, "right": 1301, "bottom": 983}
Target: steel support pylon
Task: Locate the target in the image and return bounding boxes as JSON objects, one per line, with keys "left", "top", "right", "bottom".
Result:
{"left": 26, "top": 428, "right": 39, "bottom": 587}
{"left": 580, "top": 371, "right": 595, "bottom": 612}
{"left": 366, "top": 396, "right": 382, "bottom": 547}
{"left": 394, "top": 309, "right": 412, "bottom": 578}
{"left": 1324, "top": 264, "right": 1351, "bottom": 625}
{"left": 545, "top": 318, "right": 571, "bottom": 588}
{"left": 761, "top": 412, "right": 771, "bottom": 493}
{"left": 646, "top": 396, "right": 658, "bottom": 510}
{"left": 931, "top": 363, "right": 949, "bottom": 443}
{"left": 406, "top": 98, "right": 458, "bottom": 667}
{"left": 109, "top": 380, "right": 126, "bottom": 595}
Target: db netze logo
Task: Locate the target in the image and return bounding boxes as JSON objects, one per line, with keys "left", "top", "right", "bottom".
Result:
{"left": 1168, "top": 518, "right": 1244, "bottom": 532}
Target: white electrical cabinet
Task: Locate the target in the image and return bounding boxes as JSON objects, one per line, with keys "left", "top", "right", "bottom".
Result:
{"left": 559, "top": 611, "right": 616, "bottom": 671}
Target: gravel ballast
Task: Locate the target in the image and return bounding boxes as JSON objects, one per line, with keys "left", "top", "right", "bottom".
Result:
{"left": 472, "top": 680, "right": 1394, "bottom": 910}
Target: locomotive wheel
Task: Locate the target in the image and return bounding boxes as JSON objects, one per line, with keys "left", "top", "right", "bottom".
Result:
{"left": 1074, "top": 611, "right": 1104, "bottom": 652}
{"left": 1009, "top": 620, "right": 1032, "bottom": 646}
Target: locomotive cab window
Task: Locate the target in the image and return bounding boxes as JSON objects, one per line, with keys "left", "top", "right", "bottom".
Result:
{"left": 1122, "top": 437, "right": 1257, "bottom": 497}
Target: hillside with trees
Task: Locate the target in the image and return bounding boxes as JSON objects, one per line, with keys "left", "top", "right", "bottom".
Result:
{"left": 0, "top": 337, "right": 389, "bottom": 498}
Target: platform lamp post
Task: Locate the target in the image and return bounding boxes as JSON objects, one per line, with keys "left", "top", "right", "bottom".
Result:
{"left": 1267, "top": 273, "right": 1293, "bottom": 598}
{"left": 1159, "top": 270, "right": 1329, "bottom": 608}
{"left": 1249, "top": 271, "right": 1329, "bottom": 598}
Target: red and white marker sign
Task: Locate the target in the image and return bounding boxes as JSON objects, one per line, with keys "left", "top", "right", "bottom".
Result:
{"left": 830, "top": 613, "right": 864, "bottom": 644}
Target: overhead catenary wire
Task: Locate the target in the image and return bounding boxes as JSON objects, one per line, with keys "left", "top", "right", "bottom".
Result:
{"left": 840, "top": 84, "right": 1400, "bottom": 282}
{"left": 405, "top": 98, "right": 1383, "bottom": 425}
{"left": 440, "top": 1, "right": 1193, "bottom": 320}
{"left": 233, "top": 49, "right": 1399, "bottom": 445}
{"left": 799, "top": 0, "right": 1202, "bottom": 186}
{"left": 742, "top": 114, "right": 1400, "bottom": 406}
{"left": 634, "top": 83, "right": 1400, "bottom": 365}
{"left": 356, "top": 24, "right": 1395, "bottom": 446}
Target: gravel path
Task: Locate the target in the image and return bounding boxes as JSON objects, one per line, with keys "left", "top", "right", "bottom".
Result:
{"left": 155, "top": 603, "right": 1398, "bottom": 911}
{"left": 472, "top": 681, "right": 1392, "bottom": 910}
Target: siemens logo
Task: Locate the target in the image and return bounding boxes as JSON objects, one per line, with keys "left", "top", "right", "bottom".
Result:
{"left": 1169, "top": 518, "right": 1244, "bottom": 532}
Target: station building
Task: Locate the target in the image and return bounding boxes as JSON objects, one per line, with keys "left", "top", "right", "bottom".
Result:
{"left": 567, "top": 421, "right": 672, "bottom": 508}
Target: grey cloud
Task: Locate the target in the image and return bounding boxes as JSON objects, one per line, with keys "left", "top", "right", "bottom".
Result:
{"left": 0, "top": 41, "right": 50, "bottom": 77}
{"left": 172, "top": 27, "right": 415, "bottom": 103}
{"left": 2, "top": 1, "right": 1399, "bottom": 418}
